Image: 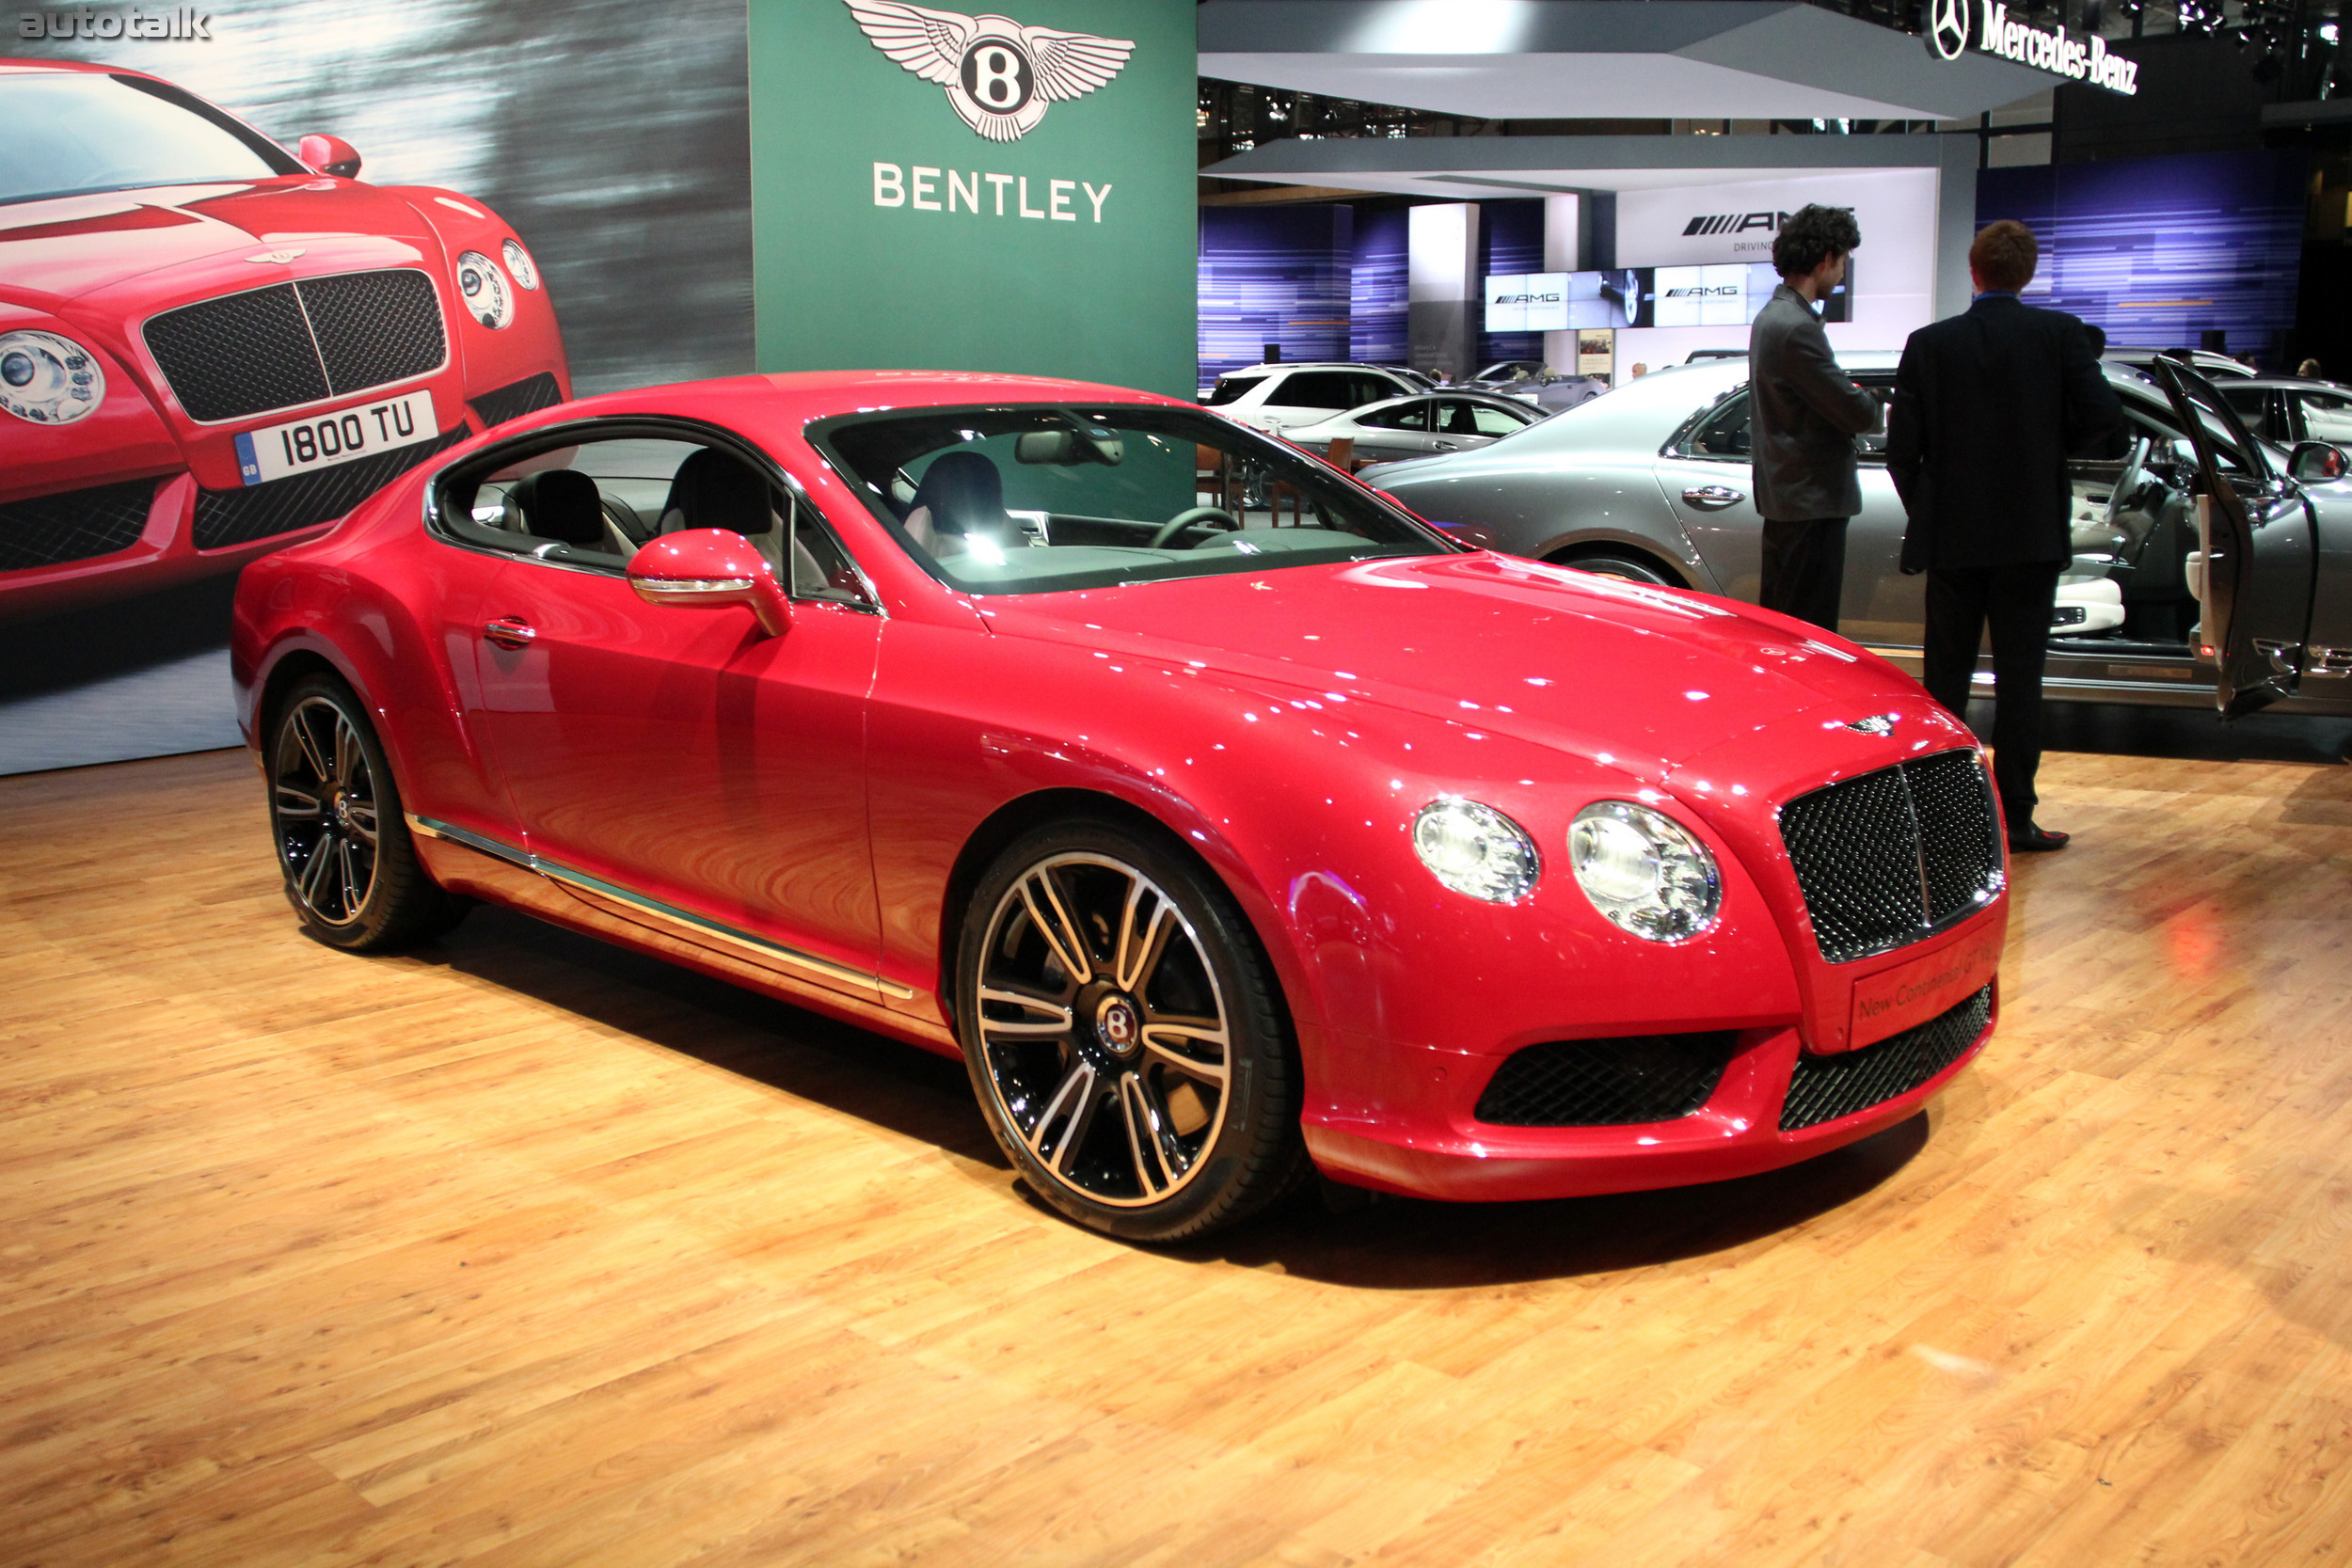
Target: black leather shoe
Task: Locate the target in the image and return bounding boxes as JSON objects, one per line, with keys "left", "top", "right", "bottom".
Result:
{"left": 2008, "top": 824, "right": 2070, "bottom": 852}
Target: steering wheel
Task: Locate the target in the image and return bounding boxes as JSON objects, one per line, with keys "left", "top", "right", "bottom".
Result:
{"left": 1149, "top": 506, "right": 1241, "bottom": 549}
{"left": 2103, "top": 435, "right": 2150, "bottom": 531}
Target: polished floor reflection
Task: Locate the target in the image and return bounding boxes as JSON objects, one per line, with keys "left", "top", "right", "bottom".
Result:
{"left": 3, "top": 721, "right": 2348, "bottom": 1566}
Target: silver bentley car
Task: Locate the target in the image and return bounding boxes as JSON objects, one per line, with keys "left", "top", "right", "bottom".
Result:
{"left": 1365, "top": 353, "right": 2352, "bottom": 718}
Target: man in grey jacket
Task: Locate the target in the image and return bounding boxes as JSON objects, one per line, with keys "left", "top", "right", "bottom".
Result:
{"left": 1748, "top": 205, "right": 1883, "bottom": 631}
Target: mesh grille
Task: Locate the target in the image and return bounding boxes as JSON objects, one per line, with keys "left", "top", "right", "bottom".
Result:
{"left": 1475, "top": 1031, "right": 1736, "bottom": 1126}
{"left": 0, "top": 480, "right": 157, "bottom": 571}
{"left": 1907, "top": 751, "right": 2005, "bottom": 926}
{"left": 1779, "top": 985, "right": 1991, "bottom": 1132}
{"left": 144, "top": 283, "right": 327, "bottom": 421}
{"left": 1779, "top": 751, "right": 2004, "bottom": 963}
{"left": 470, "top": 371, "right": 564, "bottom": 428}
{"left": 193, "top": 424, "right": 465, "bottom": 549}
{"left": 297, "top": 270, "right": 446, "bottom": 397}
{"left": 142, "top": 269, "right": 444, "bottom": 423}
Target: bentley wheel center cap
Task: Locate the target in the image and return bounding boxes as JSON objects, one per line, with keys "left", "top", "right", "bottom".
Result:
{"left": 1094, "top": 995, "right": 1141, "bottom": 1056}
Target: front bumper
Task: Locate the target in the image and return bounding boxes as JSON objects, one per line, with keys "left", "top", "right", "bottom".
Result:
{"left": 1305, "top": 977, "right": 1994, "bottom": 1203}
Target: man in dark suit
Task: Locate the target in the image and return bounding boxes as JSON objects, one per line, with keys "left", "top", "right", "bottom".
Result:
{"left": 1887, "top": 220, "right": 2122, "bottom": 851}
{"left": 1748, "top": 204, "right": 1883, "bottom": 632}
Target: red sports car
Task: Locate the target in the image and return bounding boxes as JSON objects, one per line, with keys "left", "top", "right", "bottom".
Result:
{"left": 1, "top": 58, "right": 569, "bottom": 620}
{"left": 230, "top": 370, "right": 2008, "bottom": 1242}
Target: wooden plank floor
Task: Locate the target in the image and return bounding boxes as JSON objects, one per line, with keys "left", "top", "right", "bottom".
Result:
{"left": 5, "top": 718, "right": 2351, "bottom": 1567}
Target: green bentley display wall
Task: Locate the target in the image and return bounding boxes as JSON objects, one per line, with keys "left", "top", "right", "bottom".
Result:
{"left": 748, "top": 0, "right": 1197, "bottom": 398}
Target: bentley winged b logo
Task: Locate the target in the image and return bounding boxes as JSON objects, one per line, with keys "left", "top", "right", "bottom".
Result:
{"left": 846, "top": 0, "right": 1136, "bottom": 143}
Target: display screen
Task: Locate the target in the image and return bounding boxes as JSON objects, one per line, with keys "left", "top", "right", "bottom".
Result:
{"left": 1490, "top": 265, "right": 1851, "bottom": 331}
{"left": 1483, "top": 272, "right": 1568, "bottom": 333}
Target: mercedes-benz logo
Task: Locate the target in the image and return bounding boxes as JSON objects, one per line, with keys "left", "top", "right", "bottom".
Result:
{"left": 1926, "top": 0, "right": 1972, "bottom": 60}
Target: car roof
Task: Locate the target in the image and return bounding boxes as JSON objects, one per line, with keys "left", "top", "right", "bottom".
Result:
{"left": 1220, "top": 362, "right": 1410, "bottom": 377}
{"left": 484, "top": 370, "right": 1190, "bottom": 448}
{"left": 0, "top": 56, "right": 161, "bottom": 79}
{"left": 2236, "top": 375, "right": 2352, "bottom": 393}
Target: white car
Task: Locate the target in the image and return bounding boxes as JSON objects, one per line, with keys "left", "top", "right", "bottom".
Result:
{"left": 1201, "top": 362, "right": 1427, "bottom": 434}
{"left": 1279, "top": 390, "right": 1544, "bottom": 464}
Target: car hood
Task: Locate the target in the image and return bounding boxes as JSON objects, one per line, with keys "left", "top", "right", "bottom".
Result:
{"left": 0, "top": 179, "right": 439, "bottom": 302}
{"left": 981, "top": 551, "right": 1919, "bottom": 787}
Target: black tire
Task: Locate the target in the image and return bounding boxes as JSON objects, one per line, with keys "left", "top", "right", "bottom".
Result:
{"left": 1551, "top": 549, "right": 1675, "bottom": 586}
{"left": 265, "top": 673, "right": 467, "bottom": 951}
{"left": 956, "top": 818, "right": 1303, "bottom": 1243}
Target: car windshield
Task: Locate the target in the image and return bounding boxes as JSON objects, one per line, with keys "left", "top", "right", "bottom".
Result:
{"left": 815, "top": 404, "right": 1456, "bottom": 595}
{"left": 0, "top": 73, "right": 300, "bottom": 205}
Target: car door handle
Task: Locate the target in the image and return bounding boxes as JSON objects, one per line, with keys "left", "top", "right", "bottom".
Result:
{"left": 1682, "top": 484, "right": 1746, "bottom": 510}
{"left": 1432, "top": 439, "right": 1460, "bottom": 451}
{"left": 482, "top": 616, "right": 536, "bottom": 650}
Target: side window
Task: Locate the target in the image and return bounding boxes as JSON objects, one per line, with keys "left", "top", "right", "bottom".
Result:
{"left": 437, "top": 433, "right": 869, "bottom": 603}
{"left": 1351, "top": 374, "right": 1397, "bottom": 408}
{"left": 1470, "top": 404, "right": 1525, "bottom": 436}
{"left": 1277, "top": 372, "right": 1353, "bottom": 410}
{"left": 1356, "top": 402, "right": 1427, "bottom": 431}
{"left": 1675, "top": 392, "right": 1751, "bottom": 460}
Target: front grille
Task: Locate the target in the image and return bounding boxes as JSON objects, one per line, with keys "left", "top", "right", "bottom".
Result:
{"left": 193, "top": 424, "right": 466, "bottom": 550}
{"left": 470, "top": 371, "right": 564, "bottom": 428}
{"left": 1475, "top": 1031, "right": 1736, "bottom": 1126}
{"left": 1779, "top": 750, "right": 2003, "bottom": 962}
{"left": 143, "top": 269, "right": 446, "bottom": 423}
{"left": 0, "top": 480, "right": 156, "bottom": 571}
{"left": 1779, "top": 985, "right": 1991, "bottom": 1132}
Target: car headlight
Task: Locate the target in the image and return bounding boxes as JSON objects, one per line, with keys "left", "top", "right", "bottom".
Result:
{"left": 501, "top": 238, "right": 539, "bottom": 291}
{"left": 1412, "top": 798, "right": 1540, "bottom": 903}
{"left": 455, "top": 251, "right": 514, "bottom": 328}
{"left": 0, "top": 330, "right": 104, "bottom": 424}
{"left": 1568, "top": 800, "right": 1722, "bottom": 942}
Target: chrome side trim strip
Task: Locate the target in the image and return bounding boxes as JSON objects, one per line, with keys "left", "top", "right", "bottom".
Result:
{"left": 406, "top": 814, "right": 914, "bottom": 1000}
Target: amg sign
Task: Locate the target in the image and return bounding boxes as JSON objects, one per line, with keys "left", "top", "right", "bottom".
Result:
{"left": 1682, "top": 212, "right": 1788, "bottom": 238}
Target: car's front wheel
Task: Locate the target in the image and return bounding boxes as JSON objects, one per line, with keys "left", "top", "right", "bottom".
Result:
{"left": 956, "top": 820, "right": 1302, "bottom": 1242}
{"left": 266, "top": 673, "right": 466, "bottom": 951}
{"left": 1550, "top": 547, "right": 1676, "bottom": 586}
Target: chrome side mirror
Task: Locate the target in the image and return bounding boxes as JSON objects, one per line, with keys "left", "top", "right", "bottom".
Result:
{"left": 627, "top": 529, "right": 790, "bottom": 637}
{"left": 298, "top": 134, "right": 362, "bottom": 180}
{"left": 2289, "top": 440, "right": 2349, "bottom": 483}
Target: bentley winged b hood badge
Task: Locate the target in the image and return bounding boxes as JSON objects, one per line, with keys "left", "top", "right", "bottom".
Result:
{"left": 847, "top": 0, "right": 1135, "bottom": 142}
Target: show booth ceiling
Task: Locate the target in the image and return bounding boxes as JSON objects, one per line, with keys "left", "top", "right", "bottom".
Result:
{"left": 1198, "top": 130, "right": 1963, "bottom": 200}
{"left": 1198, "top": 0, "right": 2060, "bottom": 122}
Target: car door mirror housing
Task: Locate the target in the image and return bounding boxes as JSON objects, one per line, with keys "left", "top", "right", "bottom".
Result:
{"left": 297, "top": 134, "right": 362, "bottom": 180}
{"left": 627, "top": 529, "right": 790, "bottom": 637}
{"left": 2289, "top": 440, "right": 2348, "bottom": 483}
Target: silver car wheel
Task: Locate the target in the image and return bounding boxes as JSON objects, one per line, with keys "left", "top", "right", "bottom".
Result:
{"left": 269, "top": 695, "right": 380, "bottom": 927}
{"left": 973, "top": 851, "right": 1232, "bottom": 1209}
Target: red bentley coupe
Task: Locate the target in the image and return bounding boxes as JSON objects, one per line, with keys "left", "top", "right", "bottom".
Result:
{"left": 1, "top": 58, "right": 569, "bottom": 620}
{"left": 230, "top": 370, "right": 2009, "bottom": 1241}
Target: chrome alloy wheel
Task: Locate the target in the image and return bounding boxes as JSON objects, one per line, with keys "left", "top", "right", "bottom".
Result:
{"left": 270, "top": 695, "right": 380, "bottom": 927}
{"left": 974, "top": 852, "right": 1232, "bottom": 1209}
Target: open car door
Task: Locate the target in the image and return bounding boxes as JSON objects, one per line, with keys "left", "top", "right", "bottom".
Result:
{"left": 2151, "top": 357, "right": 2318, "bottom": 717}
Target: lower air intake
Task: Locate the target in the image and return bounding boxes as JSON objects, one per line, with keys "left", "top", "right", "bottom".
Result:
{"left": 0, "top": 480, "right": 156, "bottom": 571}
{"left": 469, "top": 372, "right": 564, "bottom": 429}
{"left": 1475, "top": 1031, "right": 1736, "bottom": 1126}
{"left": 1778, "top": 985, "right": 1991, "bottom": 1132}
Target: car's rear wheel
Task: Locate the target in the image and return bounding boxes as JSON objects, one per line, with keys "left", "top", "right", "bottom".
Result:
{"left": 1550, "top": 548, "right": 1676, "bottom": 586}
{"left": 267, "top": 673, "right": 466, "bottom": 951}
{"left": 957, "top": 820, "right": 1302, "bottom": 1242}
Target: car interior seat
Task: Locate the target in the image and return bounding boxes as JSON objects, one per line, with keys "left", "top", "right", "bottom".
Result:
{"left": 508, "top": 469, "right": 609, "bottom": 547}
{"left": 1442, "top": 402, "right": 1481, "bottom": 436}
{"left": 903, "top": 450, "right": 1011, "bottom": 557}
{"left": 659, "top": 446, "right": 834, "bottom": 594}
